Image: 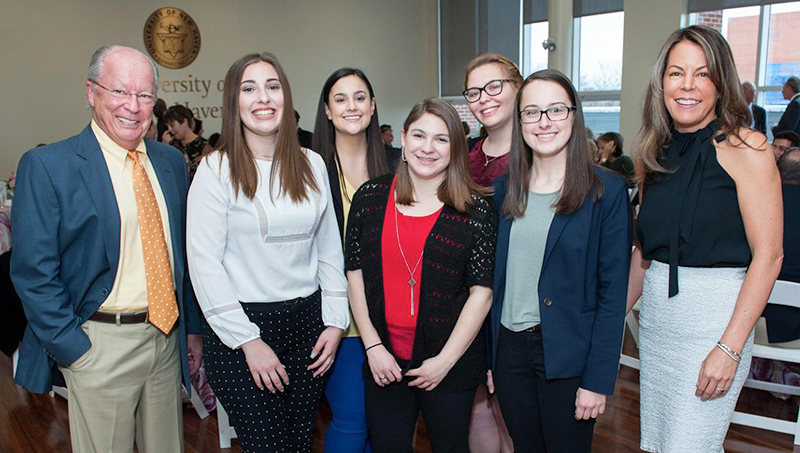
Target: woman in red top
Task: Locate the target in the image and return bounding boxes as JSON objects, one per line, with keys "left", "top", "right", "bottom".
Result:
{"left": 464, "top": 54, "right": 523, "bottom": 188}
{"left": 345, "top": 98, "right": 497, "bottom": 452}
{"left": 462, "top": 53, "right": 522, "bottom": 453}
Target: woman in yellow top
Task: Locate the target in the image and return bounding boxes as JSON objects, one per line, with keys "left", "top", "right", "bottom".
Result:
{"left": 312, "top": 67, "right": 391, "bottom": 452}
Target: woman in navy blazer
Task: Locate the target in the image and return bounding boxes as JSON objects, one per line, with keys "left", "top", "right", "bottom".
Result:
{"left": 489, "top": 69, "right": 631, "bottom": 452}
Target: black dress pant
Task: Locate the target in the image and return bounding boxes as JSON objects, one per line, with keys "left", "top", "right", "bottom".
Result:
{"left": 203, "top": 290, "right": 325, "bottom": 453}
{"left": 494, "top": 326, "right": 595, "bottom": 453}
{"left": 364, "top": 363, "right": 476, "bottom": 453}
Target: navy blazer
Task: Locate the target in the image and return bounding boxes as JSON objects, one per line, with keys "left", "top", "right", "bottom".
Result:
{"left": 10, "top": 125, "right": 200, "bottom": 393}
{"left": 490, "top": 168, "right": 632, "bottom": 395}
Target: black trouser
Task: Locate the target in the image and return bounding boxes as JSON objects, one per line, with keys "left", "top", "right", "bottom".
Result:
{"left": 364, "top": 363, "right": 476, "bottom": 453}
{"left": 494, "top": 326, "right": 595, "bottom": 453}
{"left": 203, "top": 290, "right": 325, "bottom": 453}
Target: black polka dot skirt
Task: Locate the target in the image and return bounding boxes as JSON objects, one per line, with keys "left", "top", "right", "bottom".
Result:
{"left": 203, "top": 289, "right": 326, "bottom": 452}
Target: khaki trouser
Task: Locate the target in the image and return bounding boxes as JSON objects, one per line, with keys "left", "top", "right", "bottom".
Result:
{"left": 59, "top": 319, "right": 183, "bottom": 453}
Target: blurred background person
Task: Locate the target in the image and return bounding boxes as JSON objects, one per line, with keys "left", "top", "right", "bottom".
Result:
{"left": 597, "top": 132, "right": 634, "bottom": 187}
{"left": 742, "top": 81, "right": 766, "bottom": 134}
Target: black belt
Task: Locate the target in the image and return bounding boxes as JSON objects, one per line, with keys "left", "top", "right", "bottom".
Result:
{"left": 521, "top": 324, "right": 542, "bottom": 332}
{"left": 89, "top": 311, "right": 148, "bottom": 325}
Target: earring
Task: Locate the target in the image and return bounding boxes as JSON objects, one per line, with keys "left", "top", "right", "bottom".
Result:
{"left": 401, "top": 146, "right": 407, "bottom": 162}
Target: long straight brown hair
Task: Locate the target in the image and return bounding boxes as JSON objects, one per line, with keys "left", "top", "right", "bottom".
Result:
{"left": 395, "top": 98, "right": 491, "bottom": 213}
{"left": 217, "top": 52, "right": 318, "bottom": 201}
{"left": 638, "top": 26, "right": 753, "bottom": 181}
{"left": 502, "top": 69, "right": 602, "bottom": 219}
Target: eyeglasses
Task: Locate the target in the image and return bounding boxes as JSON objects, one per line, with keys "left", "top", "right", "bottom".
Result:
{"left": 519, "top": 105, "right": 577, "bottom": 124}
{"left": 774, "top": 143, "right": 799, "bottom": 154}
{"left": 89, "top": 79, "right": 157, "bottom": 106}
{"left": 462, "top": 79, "right": 511, "bottom": 103}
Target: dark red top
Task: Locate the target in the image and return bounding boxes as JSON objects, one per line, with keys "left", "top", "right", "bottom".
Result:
{"left": 469, "top": 136, "right": 509, "bottom": 187}
{"left": 381, "top": 180, "right": 441, "bottom": 360}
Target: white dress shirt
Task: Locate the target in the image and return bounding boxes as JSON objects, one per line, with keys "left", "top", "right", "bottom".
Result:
{"left": 187, "top": 150, "right": 349, "bottom": 349}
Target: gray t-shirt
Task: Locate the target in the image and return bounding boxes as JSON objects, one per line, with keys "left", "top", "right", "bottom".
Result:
{"left": 501, "top": 190, "right": 560, "bottom": 331}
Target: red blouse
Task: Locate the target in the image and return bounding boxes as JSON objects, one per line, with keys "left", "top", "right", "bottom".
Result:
{"left": 381, "top": 179, "right": 442, "bottom": 360}
{"left": 469, "top": 136, "right": 509, "bottom": 187}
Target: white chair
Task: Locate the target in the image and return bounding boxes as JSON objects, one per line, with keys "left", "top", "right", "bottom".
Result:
{"left": 730, "top": 280, "right": 800, "bottom": 445}
{"left": 217, "top": 401, "right": 237, "bottom": 449}
{"left": 11, "top": 347, "right": 19, "bottom": 378}
{"left": 619, "top": 297, "right": 641, "bottom": 370}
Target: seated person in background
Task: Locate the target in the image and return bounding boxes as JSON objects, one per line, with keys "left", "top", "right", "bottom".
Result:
{"left": 207, "top": 132, "right": 220, "bottom": 150}
{"left": 597, "top": 132, "right": 635, "bottom": 188}
{"left": 756, "top": 148, "right": 800, "bottom": 346}
{"left": 164, "top": 105, "right": 211, "bottom": 178}
{"left": 773, "top": 130, "right": 800, "bottom": 159}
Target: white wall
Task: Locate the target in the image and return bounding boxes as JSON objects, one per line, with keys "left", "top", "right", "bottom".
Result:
{"left": 619, "top": 0, "right": 688, "bottom": 150}
{"left": 0, "top": 0, "right": 438, "bottom": 177}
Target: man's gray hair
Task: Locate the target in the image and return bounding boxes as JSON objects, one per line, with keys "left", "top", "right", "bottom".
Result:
{"left": 87, "top": 45, "right": 159, "bottom": 93}
{"left": 786, "top": 76, "right": 800, "bottom": 95}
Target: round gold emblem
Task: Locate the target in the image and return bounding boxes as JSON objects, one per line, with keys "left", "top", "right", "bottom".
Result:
{"left": 144, "top": 7, "right": 201, "bottom": 69}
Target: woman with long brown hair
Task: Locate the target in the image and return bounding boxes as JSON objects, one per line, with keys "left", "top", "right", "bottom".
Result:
{"left": 345, "top": 98, "right": 497, "bottom": 452}
{"left": 186, "top": 52, "right": 349, "bottom": 452}
{"left": 312, "top": 67, "right": 389, "bottom": 453}
{"left": 628, "top": 26, "right": 782, "bottom": 452}
{"left": 490, "top": 69, "right": 631, "bottom": 452}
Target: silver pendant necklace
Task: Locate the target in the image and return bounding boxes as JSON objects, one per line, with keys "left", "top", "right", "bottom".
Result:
{"left": 394, "top": 201, "right": 424, "bottom": 316}
{"left": 484, "top": 152, "right": 500, "bottom": 167}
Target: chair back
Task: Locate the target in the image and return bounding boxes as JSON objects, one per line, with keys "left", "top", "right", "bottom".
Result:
{"left": 768, "top": 280, "right": 800, "bottom": 309}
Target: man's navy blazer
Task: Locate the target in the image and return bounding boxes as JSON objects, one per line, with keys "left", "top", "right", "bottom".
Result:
{"left": 11, "top": 125, "right": 200, "bottom": 393}
{"left": 775, "top": 96, "right": 800, "bottom": 136}
{"left": 489, "top": 168, "right": 631, "bottom": 395}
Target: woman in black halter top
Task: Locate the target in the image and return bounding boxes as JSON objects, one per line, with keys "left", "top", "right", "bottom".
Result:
{"left": 626, "top": 26, "right": 783, "bottom": 453}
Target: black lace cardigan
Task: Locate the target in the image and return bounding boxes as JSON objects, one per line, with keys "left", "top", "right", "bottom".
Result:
{"left": 344, "top": 174, "right": 498, "bottom": 392}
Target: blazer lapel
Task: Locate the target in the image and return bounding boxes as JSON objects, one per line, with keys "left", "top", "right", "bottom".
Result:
{"left": 542, "top": 212, "right": 573, "bottom": 270}
{"left": 76, "top": 126, "right": 121, "bottom": 274}
{"left": 147, "top": 146, "right": 183, "bottom": 271}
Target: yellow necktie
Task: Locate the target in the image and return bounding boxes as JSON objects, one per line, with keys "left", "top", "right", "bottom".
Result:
{"left": 127, "top": 150, "right": 178, "bottom": 334}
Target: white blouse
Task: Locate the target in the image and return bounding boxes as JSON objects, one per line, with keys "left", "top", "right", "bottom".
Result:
{"left": 187, "top": 150, "right": 349, "bottom": 349}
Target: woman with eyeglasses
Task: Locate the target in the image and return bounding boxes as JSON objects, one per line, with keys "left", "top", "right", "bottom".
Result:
{"left": 463, "top": 55, "right": 523, "bottom": 189}
{"left": 490, "top": 69, "right": 631, "bottom": 452}
{"left": 312, "top": 67, "right": 390, "bottom": 453}
{"left": 345, "top": 98, "right": 497, "bottom": 452}
{"left": 461, "top": 53, "right": 522, "bottom": 453}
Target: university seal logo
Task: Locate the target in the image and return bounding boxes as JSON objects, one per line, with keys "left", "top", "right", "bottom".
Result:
{"left": 144, "top": 7, "right": 201, "bottom": 69}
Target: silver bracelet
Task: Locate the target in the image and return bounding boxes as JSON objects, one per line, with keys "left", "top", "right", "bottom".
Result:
{"left": 716, "top": 342, "right": 741, "bottom": 363}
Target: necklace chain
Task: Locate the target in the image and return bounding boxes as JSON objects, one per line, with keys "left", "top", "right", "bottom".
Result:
{"left": 394, "top": 200, "right": 424, "bottom": 316}
{"left": 483, "top": 152, "right": 501, "bottom": 167}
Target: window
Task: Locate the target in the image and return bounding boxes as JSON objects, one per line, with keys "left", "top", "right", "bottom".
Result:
{"left": 690, "top": 2, "right": 800, "bottom": 139}
{"left": 522, "top": 21, "right": 550, "bottom": 76}
{"left": 574, "top": 11, "right": 624, "bottom": 133}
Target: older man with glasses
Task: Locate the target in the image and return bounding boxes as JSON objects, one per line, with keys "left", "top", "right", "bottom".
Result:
{"left": 11, "top": 45, "right": 201, "bottom": 452}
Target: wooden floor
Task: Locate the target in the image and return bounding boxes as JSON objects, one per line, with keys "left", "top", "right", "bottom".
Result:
{"left": 2, "top": 332, "right": 800, "bottom": 452}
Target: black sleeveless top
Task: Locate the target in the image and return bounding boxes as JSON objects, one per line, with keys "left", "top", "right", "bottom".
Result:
{"left": 637, "top": 120, "right": 751, "bottom": 297}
